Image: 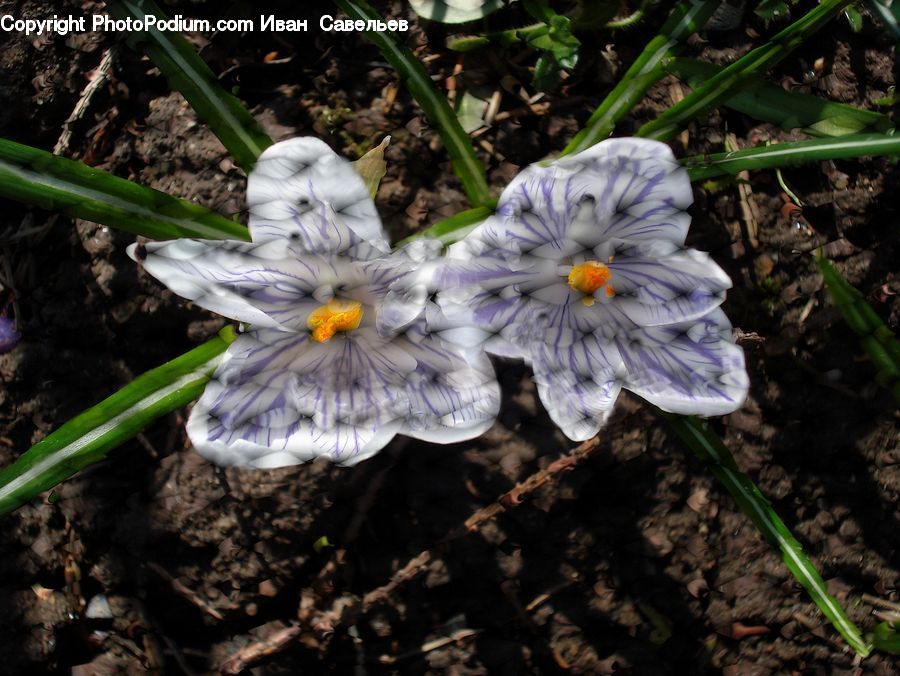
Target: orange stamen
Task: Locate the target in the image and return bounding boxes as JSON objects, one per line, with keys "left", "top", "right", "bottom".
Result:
{"left": 568, "top": 261, "right": 613, "bottom": 305}
{"left": 307, "top": 299, "right": 363, "bottom": 342}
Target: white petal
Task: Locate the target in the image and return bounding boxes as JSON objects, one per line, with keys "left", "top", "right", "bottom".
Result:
{"left": 616, "top": 308, "right": 749, "bottom": 416}
{"left": 399, "top": 332, "right": 500, "bottom": 443}
{"left": 530, "top": 335, "right": 625, "bottom": 441}
{"left": 606, "top": 250, "right": 732, "bottom": 326}
{"left": 248, "top": 137, "right": 390, "bottom": 258}
{"left": 129, "top": 240, "right": 365, "bottom": 331}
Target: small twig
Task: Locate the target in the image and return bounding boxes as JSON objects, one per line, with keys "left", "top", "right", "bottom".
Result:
{"left": 377, "top": 628, "right": 481, "bottom": 665}
{"left": 54, "top": 46, "right": 117, "bottom": 156}
{"left": 861, "top": 593, "right": 900, "bottom": 614}
{"left": 219, "top": 625, "right": 302, "bottom": 675}
{"left": 321, "top": 436, "right": 602, "bottom": 620}
{"left": 147, "top": 561, "right": 225, "bottom": 622}
{"left": 220, "top": 436, "right": 601, "bottom": 672}
{"left": 159, "top": 633, "right": 201, "bottom": 676}
{"left": 726, "top": 134, "right": 760, "bottom": 248}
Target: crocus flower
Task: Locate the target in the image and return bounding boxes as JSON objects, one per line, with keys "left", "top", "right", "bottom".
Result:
{"left": 0, "top": 316, "right": 19, "bottom": 354}
{"left": 435, "top": 138, "right": 749, "bottom": 441}
{"left": 130, "top": 138, "right": 499, "bottom": 468}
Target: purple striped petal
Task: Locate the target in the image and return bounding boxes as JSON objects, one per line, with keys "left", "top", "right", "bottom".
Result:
{"left": 129, "top": 239, "right": 366, "bottom": 331}
{"left": 398, "top": 325, "right": 500, "bottom": 442}
{"left": 188, "top": 328, "right": 414, "bottom": 467}
{"left": 529, "top": 334, "right": 625, "bottom": 441}
{"left": 0, "top": 317, "right": 20, "bottom": 354}
{"left": 615, "top": 308, "right": 748, "bottom": 416}
{"left": 606, "top": 249, "right": 732, "bottom": 326}
{"left": 248, "top": 138, "right": 390, "bottom": 259}
{"left": 186, "top": 318, "right": 501, "bottom": 467}
{"left": 472, "top": 138, "right": 691, "bottom": 256}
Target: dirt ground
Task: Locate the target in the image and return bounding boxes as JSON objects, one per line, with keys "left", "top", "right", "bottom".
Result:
{"left": 0, "top": 0, "right": 897, "bottom": 673}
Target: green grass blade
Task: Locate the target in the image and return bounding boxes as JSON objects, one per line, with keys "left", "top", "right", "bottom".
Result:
{"left": 816, "top": 256, "right": 900, "bottom": 401}
{"left": 871, "top": 621, "right": 900, "bottom": 653}
{"left": 561, "top": 0, "right": 720, "bottom": 156}
{"left": 663, "top": 412, "right": 873, "bottom": 657}
{"left": 637, "top": 0, "right": 856, "bottom": 141}
{"left": 867, "top": 0, "right": 900, "bottom": 41}
{"left": 107, "top": 0, "right": 272, "bottom": 171}
{"left": 667, "top": 58, "right": 893, "bottom": 136}
{"left": 0, "top": 328, "right": 237, "bottom": 516}
{"left": 682, "top": 133, "right": 900, "bottom": 180}
{"left": 334, "top": 0, "right": 492, "bottom": 207}
{"left": 396, "top": 204, "right": 496, "bottom": 246}
{"left": 0, "top": 137, "right": 250, "bottom": 241}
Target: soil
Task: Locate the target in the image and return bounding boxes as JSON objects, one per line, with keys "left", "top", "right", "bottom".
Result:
{"left": 0, "top": 0, "right": 898, "bottom": 674}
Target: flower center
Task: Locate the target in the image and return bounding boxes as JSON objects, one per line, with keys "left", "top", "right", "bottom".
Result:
{"left": 307, "top": 299, "right": 363, "bottom": 342}
{"left": 567, "top": 261, "right": 615, "bottom": 307}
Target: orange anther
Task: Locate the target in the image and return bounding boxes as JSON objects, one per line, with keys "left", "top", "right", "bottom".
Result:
{"left": 307, "top": 299, "right": 363, "bottom": 342}
{"left": 568, "top": 261, "right": 612, "bottom": 299}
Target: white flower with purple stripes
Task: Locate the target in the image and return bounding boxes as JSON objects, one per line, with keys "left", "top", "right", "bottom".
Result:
{"left": 129, "top": 138, "right": 500, "bottom": 468}
{"left": 435, "top": 138, "right": 749, "bottom": 441}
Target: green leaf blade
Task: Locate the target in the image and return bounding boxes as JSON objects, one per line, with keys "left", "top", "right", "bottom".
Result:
{"left": 0, "top": 328, "right": 236, "bottom": 516}
{"left": 663, "top": 413, "right": 872, "bottom": 657}
{"left": 335, "top": 0, "right": 493, "bottom": 208}
{"left": 0, "top": 138, "right": 251, "bottom": 241}
{"left": 638, "top": 0, "right": 856, "bottom": 141}
{"left": 667, "top": 58, "right": 894, "bottom": 137}
{"left": 816, "top": 256, "right": 900, "bottom": 401}
{"left": 681, "top": 133, "right": 900, "bottom": 181}
{"left": 107, "top": 0, "right": 273, "bottom": 171}
{"left": 562, "top": 0, "right": 720, "bottom": 156}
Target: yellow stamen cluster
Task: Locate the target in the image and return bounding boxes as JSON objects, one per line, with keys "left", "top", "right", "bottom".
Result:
{"left": 307, "top": 299, "right": 363, "bottom": 342}
{"left": 567, "top": 261, "right": 615, "bottom": 307}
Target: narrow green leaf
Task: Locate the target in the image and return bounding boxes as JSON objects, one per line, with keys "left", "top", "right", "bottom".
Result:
{"left": 662, "top": 412, "right": 873, "bottom": 657}
{"left": 561, "top": 0, "right": 720, "bottom": 156}
{"left": 637, "top": 0, "right": 856, "bottom": 141}
{"left": 871, "top": 621, "right": 900, "bottom": 653}
{"left": 334, "top": 0, "right": 493, "bottom": 208}
{"left": 396, "top": 204, "right": 496, "bottom": 246}
{"left": 0, "top": 138, "right": 250, "bottom": 241}
{"left": 844, "top": 5, "right": 864, "bottom": 31}
{"left": 667, "top": 58, "right": 893, "bottom": 136}
{"left": 682, "top": 133, "right": 900, "bottom": 181}
{"left": 755, "top": 0, "right": 796, "bottom": 22}
{"left": 816, "top": 256, "right": 900, "bottom": 402}
{"left": 107, "top": 0, "right": 272, "bottom": 171}
{"left": 867, "top": 0, "right": 900, "bottom": 41}
{"left": 0, "top": 328, "right": 237, "bottom": 516}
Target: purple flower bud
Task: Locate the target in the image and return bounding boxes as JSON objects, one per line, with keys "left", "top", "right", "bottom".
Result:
{"left": 0, "top": 317, "right": 20, "bottom": 354}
